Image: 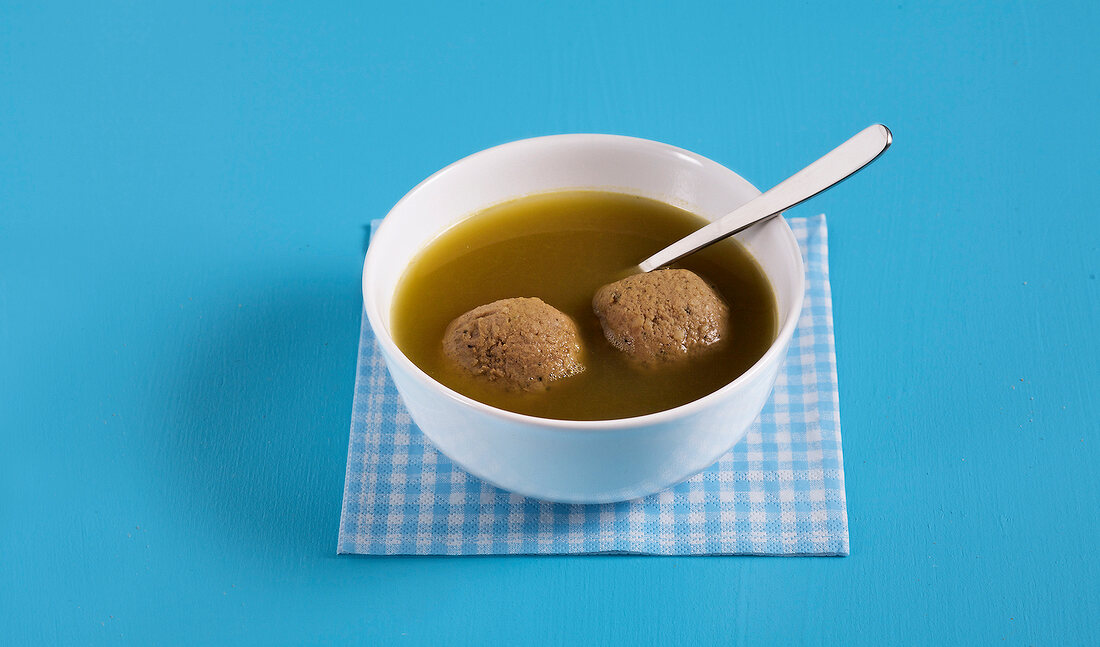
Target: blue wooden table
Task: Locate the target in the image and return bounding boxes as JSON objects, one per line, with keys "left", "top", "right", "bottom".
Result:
{"left": 4, "top": 1, "right": 1098, "bottom": 644}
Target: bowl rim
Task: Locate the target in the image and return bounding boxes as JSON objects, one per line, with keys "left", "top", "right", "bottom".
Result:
{"left": 362, "top": 133, "right": 806, "bottom": 432}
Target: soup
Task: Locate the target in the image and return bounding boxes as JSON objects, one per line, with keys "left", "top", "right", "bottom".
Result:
{"left": 390, "top": 190, "right": 777, "bottom": 420}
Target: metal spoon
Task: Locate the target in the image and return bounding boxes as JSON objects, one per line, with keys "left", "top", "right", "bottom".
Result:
{"left": 637, "top": 124, "right": 892, "bottom": 273}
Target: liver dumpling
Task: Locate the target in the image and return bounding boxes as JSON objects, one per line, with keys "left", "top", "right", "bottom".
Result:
{"left": 443, "top": 297, "right": 584, "bottom": 391}
{"left": 592, "top": 269, "right": 729, "bottom": 367}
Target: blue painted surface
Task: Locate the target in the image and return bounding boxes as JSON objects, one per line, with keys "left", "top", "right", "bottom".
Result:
{"left": 2, "top": 1, "right": 1097, "bottom": 644}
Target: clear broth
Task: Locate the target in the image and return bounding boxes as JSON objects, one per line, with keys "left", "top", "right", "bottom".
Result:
{"left": 390, "top": 191, "right": 778, "bottom": 420}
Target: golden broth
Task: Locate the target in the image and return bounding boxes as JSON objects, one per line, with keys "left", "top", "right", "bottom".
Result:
{"left": 390, "top": 191, "right": 777, "bottom": 420}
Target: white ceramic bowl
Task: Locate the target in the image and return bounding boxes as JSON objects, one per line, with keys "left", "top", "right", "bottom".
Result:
{"left": 363, "top": 134, "right": 805, "bottom": 504}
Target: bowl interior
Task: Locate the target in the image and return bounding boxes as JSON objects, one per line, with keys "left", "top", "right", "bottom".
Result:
{"left": 363, "top": 134, "right": 804, "bottom": 423}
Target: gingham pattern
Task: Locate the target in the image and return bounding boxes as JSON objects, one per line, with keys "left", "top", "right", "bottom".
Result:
{"left": 338, "top": 215, "right": 847, "bottom": 556}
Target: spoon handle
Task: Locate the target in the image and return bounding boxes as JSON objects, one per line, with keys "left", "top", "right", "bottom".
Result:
{"left": 638, "top": 124, "right": 892, "bottom": 272}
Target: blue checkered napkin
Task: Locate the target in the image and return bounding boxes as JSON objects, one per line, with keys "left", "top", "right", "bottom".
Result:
{"left": 338, "top": 215, "right": 848, "bottom": 556}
